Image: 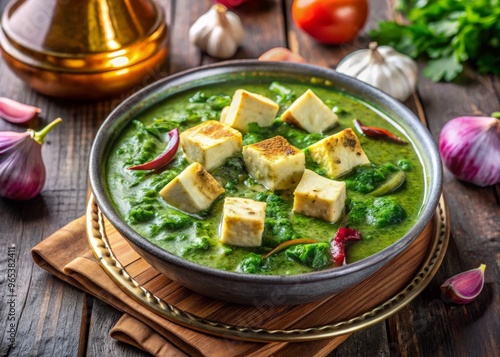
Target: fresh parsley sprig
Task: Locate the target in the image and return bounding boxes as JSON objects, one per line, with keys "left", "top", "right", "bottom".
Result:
{"left": 369, "top": 0, "right": 500, "bottom": 82}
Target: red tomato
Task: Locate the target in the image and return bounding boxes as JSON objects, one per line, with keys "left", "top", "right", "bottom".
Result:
{"left": 292, "top": 0, "right": 368, "bottom": 44}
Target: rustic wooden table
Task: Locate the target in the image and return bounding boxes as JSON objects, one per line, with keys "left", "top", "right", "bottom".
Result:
{"left": 0, "top": 1, "right": 498, "bottom": 356}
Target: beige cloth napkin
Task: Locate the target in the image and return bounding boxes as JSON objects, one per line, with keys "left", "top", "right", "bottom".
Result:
{"left": 31, "top": 217, "right": 349, "bottom": 357}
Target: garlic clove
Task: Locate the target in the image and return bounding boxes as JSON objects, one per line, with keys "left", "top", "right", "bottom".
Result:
{"left": 440, "top": 264, "right": 486, "bottom": 304}
{"left": 206, "top": 25, "right": 237, "bottom": 58}
{"left": 0, "top": 97, "right": 41, "bottom": 124}
{"left": 189, "top": 4, "right": 244, "bottom": 59}
{"left": 338, "top": 55, "right": 372, "bottom": 77}
{"left": 189, "top": 12, "right": 215, "bottom": 52}
{"left": 336, "top": 42, "right": 418, "bottom": 102}
{"left": 225, "top": 11, "right": 244, "bottom": 44}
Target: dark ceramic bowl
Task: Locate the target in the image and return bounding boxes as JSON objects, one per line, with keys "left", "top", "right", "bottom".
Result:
{"left": 89, "top": 60, "right": 442, "bottom": 306}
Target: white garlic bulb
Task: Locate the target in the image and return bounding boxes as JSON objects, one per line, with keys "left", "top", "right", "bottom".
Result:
{"left": 336, "top": 42, "right": 418, "bottom": 102}
{"left": 189, "top": 4, "right": 244, "bottom": 59}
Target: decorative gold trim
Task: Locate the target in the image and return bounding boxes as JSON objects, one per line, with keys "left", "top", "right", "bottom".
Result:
{"left": 86, "top": 194, "right": 449, "bottom": 342}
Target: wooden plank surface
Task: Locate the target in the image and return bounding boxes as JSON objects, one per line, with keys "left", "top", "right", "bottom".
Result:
{"left": 0, "top": 0, "right": 498, "bottom": 356}
{"left": 0, "top": 1, "right": 98, "bottom": 356}
{"left": 386, "top": 72, "right": 500, "bottom": 357}
{"left": 87, "top": 299, "right": 147, "bottom": 357}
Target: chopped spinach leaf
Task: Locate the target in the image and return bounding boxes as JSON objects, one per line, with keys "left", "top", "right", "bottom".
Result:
{"left": 237, "top": 253, "right": 263, "bottom": 273}
{"left": 285, "top": 243, "right": 331, "bottom": 270}
{"left": 348, "top": 197, "right": 406, "bottom": 228}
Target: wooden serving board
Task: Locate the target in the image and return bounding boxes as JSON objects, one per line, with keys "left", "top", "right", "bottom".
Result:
{"left": 96, "top": 199, "right": 447, "bottom": 336}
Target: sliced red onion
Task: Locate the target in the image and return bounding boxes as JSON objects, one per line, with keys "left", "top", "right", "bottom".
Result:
{"left": 440, "top": 264, "right": 486, "bottom": 304}
{"left": 0, "top": 97, "right": 41, "bottom": 124}
{"left": 438, "top": 114, "right": 500, "bottom": 187}
{"left": 0, "top": 118, "right": 62, "bottom": 200}
{"left": 128, "top": 128, "right": 180, "bottom": 171}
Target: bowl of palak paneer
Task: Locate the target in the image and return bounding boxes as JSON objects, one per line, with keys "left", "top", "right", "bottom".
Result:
{"left": 89, "top": 60, "right": 442, "bottom": 305}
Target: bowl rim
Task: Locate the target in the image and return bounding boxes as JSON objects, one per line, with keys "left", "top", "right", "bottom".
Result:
{"left": 89, "top": 59, "right": 443, "bottom": 285}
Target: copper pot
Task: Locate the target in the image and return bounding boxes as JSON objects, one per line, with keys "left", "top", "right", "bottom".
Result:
{"left": 0, "top": 0, "right": 168, "bottom": 99}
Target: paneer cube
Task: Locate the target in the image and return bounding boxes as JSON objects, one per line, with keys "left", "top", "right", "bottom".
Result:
{"left": 281, "top": 89, "right": 338, "bottom": 133}
{"left": 220, "top": 197, "right": 267, "bottom": 247}
{"left": 180, "top": 120, "right": 242, "bottom": 171}
{"left": 307, "top": 128, "right": 370, "bottom": 178}
{"left": 222, "top": 89, "right": 279, "bottom": 132}
{"left": 243, "top": 136, "right": 305, "bottom": 191}
{"left": 293, "top": 169, "right": 346, "bottom": 223}
{"left": 159, "top": 162, "right": 225, "bottom": 214}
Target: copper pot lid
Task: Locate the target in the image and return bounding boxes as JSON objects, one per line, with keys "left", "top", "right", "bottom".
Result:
{"left": 0, "top": 0, "right": 167, "bottom": 73}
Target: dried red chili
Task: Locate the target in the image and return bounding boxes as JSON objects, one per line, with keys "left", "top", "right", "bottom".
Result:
{"left": 353, "top": 119, "right": 407, "bottom": 144}
{"left": 330, "top": 227, "right": 362, "bottom": 265}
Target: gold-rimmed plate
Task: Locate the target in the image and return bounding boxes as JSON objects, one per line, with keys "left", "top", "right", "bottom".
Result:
{"left": 86, "top": 194, "right": 449, "bottom": 342}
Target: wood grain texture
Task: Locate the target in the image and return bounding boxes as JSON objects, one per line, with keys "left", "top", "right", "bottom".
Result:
{"left": 366, "top": 3, "right": 500, "bottom": 355}
{"left": 87, "top": 299, "right": 150, "bottom": 357}
{"left": 0, "top": 1, "right": 113, "bottom": 355}
{"left": 330, "top": 323, "right": 391, "bottom": 357}
{"left": 387, "top": 71, "right": 500, "bottom": 357}
{"left": 168, "top": 0, "right": 205, "bottom": 73}
{"left": 231, "top": 0, "right": 287, "bottom": 59}
{"left": 0, "top": 54, "right": 96, "bottom": 357}
{"left": 0, "top": 0, "right": 498, "bottom": 355}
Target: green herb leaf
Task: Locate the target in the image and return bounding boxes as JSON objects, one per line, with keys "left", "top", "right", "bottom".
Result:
{"left": 428, "top": 20, "right": 459, "bottom": 37}
{"left": 370, "top": 0, "right": 500, "bottom": 81}
{"left": 423, "top": 56, "right": 463, "bottom": 82}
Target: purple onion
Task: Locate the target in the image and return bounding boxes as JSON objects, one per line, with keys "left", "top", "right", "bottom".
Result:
{"left": 441, "top": 264, "right": 486, "bottom": 304}
{"left": 0, "top": 118, "right": 62, "bottom": 200}
{"left": 439, "top": 114, "right": 500, "bottom": 187}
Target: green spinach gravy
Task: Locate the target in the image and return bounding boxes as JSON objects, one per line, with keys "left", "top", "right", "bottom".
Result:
{"left": 106, "top": 82, "right": 425, "bottom": 275}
